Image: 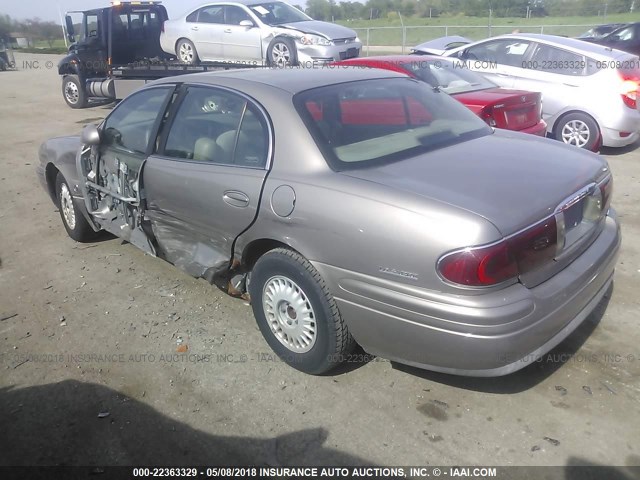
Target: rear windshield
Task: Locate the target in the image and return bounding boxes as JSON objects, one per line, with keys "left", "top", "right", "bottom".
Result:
{"left": 294, "top": 78, "right": 491, "bottom": 171}
{"left": 402, "top": 60, "right": 496, "bottom": 94}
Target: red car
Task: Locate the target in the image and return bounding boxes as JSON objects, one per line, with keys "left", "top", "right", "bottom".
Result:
{"left": 337, "top": 55, "right": 547, "bottom": 136}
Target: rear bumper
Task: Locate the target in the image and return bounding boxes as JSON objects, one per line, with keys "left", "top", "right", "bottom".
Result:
{"left": 519, "top": 119, "right": 547, "bottom": 137}
{"left": 600, "top": 127, "right": 639, "bottom": 148}
{"left": 313, "top": 211, "right": 620, "bottom": 377}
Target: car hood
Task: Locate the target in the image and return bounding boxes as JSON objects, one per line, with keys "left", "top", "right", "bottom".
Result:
{"left": 342, "top": 130, "right": 608, "bottom": 236}
{"left": 280, "top": 20, "right": 357, "bottom": 40}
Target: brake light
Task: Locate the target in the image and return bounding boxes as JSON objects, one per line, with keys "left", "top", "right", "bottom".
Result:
{"left": 480, "top": 107, "right": 497, "bottom": 127}
{"left": 619, "top": 70, "right": 640, "bottom": 109}
{"left": 438, "top": 217, "right": 557, "bottom": 287}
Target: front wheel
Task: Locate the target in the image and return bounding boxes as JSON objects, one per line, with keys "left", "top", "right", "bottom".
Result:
{"left": 56, "top": 173, "right": 98, "bottom": 242}
{"left": 267, "top": 37, "right": 297, "bottom": 67}
{"left": 554, "top": 112, "right": 601, "bottom": 151}
{"left": 62, "top": 75, "right": 87, "bottom": 109}
{"left": 249, "top": 248, "right": 355, "bottom": 374}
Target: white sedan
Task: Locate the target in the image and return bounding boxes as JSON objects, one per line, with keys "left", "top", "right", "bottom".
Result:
{"left": 415, "top": 33, "right": 640, "bottom": 151}
{"left": 160, "top": 0, "right": 361, "bottom": 67}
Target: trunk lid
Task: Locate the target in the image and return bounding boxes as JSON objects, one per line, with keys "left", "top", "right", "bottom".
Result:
{"left": 342, "top": 130, "right": 608, "bottom": 236}
{"left": 453, "top": 88, "right": 541, "bottom": 131}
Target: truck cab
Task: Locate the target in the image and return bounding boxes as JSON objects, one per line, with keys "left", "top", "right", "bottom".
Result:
{"left": 59, "top": 1, "right": 169, "bottom": 108}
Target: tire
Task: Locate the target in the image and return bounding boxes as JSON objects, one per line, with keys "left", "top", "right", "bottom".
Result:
{"left": 249, "top": 248, "right": 355, "bottom": 375}
{"left": 554, "top": 112, "right": 601, "bottom": 151}
{"left": 55, "top": 173, "right": 98, "bottom": 242}
{"left": 0, "top": 58, "right": 7, "bottom": 71}
{"left": 62, "top": 75, "right": 87, "bottom": 109}
{"left": 267, "top": 37, "right": 297, "bottom": 67}
{"left": 176, "top": 38, "right": 199, "bottom": 65}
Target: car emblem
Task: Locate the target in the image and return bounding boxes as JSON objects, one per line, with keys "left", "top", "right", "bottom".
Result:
{"left": 521, "top": 96, "right": 527, "bottom": 102}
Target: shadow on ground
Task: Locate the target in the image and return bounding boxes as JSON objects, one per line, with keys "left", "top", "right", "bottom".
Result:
{"left": 390, "top": 283, "right": 613, "bottom": 394}
{"left": 601, "top": 138, "right": 640, "bottom": 156}
{"left": 0, "top": 380, "right": 370, "bottom": 467}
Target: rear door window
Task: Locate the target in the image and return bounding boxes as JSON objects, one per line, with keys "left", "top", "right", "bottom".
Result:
{"left": 529, "top": 44, "right": 587, "bottom": 75}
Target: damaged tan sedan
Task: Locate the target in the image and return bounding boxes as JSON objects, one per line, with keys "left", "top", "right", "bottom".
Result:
{"left": 37, "top": 68, "right": 620, "bottom": 376}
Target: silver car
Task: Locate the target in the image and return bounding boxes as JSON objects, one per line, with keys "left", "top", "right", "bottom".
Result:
{"left": 417, "top": 33, "right": 640, "bottom": 150}
{"left": 37, "top": 68, "right": 620, "bottom": 376}
{"left": 160, "top": 0, "right": 361, "bottom": 66}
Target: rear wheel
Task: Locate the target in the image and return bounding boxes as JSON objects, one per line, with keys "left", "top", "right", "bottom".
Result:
{"left": 554, "top": 112, "right": 601, "bottom": 151}
{"left": 62, "top": 75, "right": 87, "bottom": 109}
{"left": 249, "top": 248, "right": 355, "bottom": 374}
{"left": 176, "top": 38, "right": 199, "bottom": 65}
{"left": 56, "top": 173, "right": 97, "bottom": 242}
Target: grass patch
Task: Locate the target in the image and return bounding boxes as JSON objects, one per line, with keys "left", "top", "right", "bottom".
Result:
{"left": 18, "top": 46, "right": 68, "bottom": 54}
{"left": 340, "top": 13, "right": 637, "bottom": 45}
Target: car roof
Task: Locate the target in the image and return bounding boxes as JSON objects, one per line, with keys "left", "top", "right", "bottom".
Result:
{"left": 191, "top": 0, "right": 288, "bottom": 7}
{"left": 342, "top": 54, "right": 441, "bottom": 63}
{"left": 151, "top": 66, "right": 407, "bottom": 94}
{"left": 482, "top": 33, "right": 637, "bottom": 59}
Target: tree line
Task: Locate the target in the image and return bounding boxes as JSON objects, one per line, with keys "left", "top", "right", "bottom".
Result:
{"left": 0, "top": 14, "right": 62, "bottom": 47}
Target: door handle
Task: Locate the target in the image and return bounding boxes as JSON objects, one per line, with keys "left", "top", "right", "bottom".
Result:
{"left": 224, "top": 29, "right": 232, "bottom": 33}
{"left": 223, "top": 190, "right": 250, "bottom": 208}
{"left": 191, "top": 26, "right": 199, "bottom": 31}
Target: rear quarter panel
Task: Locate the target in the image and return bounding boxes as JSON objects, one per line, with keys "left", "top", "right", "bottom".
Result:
{"left": 231, "top": 85, "right": 502, "bottom": 294}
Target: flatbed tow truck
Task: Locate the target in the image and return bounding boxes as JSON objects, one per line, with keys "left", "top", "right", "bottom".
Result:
{"left": 58, "top": 1, "right": 256, "bottom": 108}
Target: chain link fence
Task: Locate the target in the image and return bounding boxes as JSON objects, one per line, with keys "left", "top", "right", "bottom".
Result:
{"left": 354, "top": 24, "right": 601, "bottom": 54}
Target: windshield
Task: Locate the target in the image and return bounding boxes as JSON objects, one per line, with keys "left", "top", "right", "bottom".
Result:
{"left": 295, "top": 78, "right": 491, "bottom": 171}
{"left": 248, "top": 2, "right": 310, "bottom": 26}
{"left": 401, "top": 59, "right": 496, "bottom": 94}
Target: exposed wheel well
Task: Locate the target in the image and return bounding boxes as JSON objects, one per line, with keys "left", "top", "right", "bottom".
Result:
{"left": 45, "top": 163, "right": 60, "bottom": 203}
{"left": 242, "top": 239, "right": 295, "bottom": 270}
{"left": 175, "top": 37, "right": 191, "bottom": 51}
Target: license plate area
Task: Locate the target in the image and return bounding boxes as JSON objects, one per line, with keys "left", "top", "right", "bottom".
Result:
{"left": 555, "top": 183, "right": 604, "bottom": 259}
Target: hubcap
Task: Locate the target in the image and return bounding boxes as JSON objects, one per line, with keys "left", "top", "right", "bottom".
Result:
{"left": 272, "top": 42, "right": 291, "bottom": 66}
{"left": 561, "top": 120, "right": 590, "bottom": 148}
{"left": 64, "top": 81, "right": 79, "bottom": 104}
{"left": 60, "top": 183, "right": 76, "bottom": 230}
{"left": 263, "top": 275, "right": 316, "bottom": 353}
{"left": 179, "top": 43, "right": 193, "bottom": 63}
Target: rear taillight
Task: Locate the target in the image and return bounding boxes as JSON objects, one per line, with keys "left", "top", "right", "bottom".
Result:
{"left": 480, "top": 107, "right": 497, "bottom": 127}
{"left": 438, "top": 217, "right": 557, "bottom": 287}
{"left": 619, "top": 70, "right": 640, "bottom": 109}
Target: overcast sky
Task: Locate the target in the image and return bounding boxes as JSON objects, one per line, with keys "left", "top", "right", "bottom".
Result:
{"left": 0, "top": 0, "right": 280, "bottom": 22}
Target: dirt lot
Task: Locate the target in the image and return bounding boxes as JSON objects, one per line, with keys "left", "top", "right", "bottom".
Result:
{"left": 0, "top": 53, "right": 639, "bottom": 472}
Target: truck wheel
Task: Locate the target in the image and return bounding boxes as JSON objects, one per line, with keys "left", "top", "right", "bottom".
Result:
{"left": 56, "top": 173, "right": 97, "bottom": 242}
{"left": 62, "top": 75, "right": 87, "bottom": 109}
{"left": 554, "top": 112, "right": 601, "bottom": 152}
{"left": 249, "top": 248, "right": 355, "bottom": 375}
{"left": 0, "top": 58, "right": 7, "bottom": 71}
{"left": 176, "top": 39, "right": 199, "bottom": 65}
{"left": 267, "top": 37, "right": 297, "bottom": 67}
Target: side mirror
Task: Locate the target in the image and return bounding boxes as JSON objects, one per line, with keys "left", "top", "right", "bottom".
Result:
{"left": 239, "top": 20, "right": 254, "bottom": 28}
{"left": 81, "top": 124, "right": 101, "bottom": 145}
{"left": 65, "top": 15, "right": 76, "bottom": 44}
